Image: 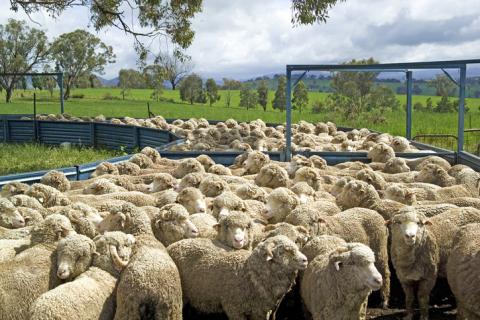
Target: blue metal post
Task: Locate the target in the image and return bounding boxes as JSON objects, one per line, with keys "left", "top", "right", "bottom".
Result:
{"left": 457, "top": 65, "right": 467, "bottom": 152}
{"left": 285, "top": 69, "right": 292, "bottom": 161}
{"left": 406, "top": 71, "right": 413, "bottom": 140}
{"left": 58, "top": 73, "right": 64, "bottom": 114}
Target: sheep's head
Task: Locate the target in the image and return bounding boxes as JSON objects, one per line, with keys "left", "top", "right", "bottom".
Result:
{"left": 196, "top": 154, "right": 215, "bottom": 171}
{"left": 355, "top": 169, "right": 386, "bottom": 190}
{"left": 9, "top": 194, "right": 43, "bottom": 210}
{"left": 290, "top": 182, "right": 315, "bottom": 204}
{"left": 310, "top": 155, "right": 327, "bottom": 170}
{"left": 235, "top": 184, "right": 267, "bottom": 202}
{"left": 97, "top": 210, "right": 127, "bottom": 234}
{"left": 215, "top": 211, "right": 254, "bottom": 250}
{"left": 254, "top": 164, "right": 289, "bottom": 189}
{"left": 93, "top": 231, "right": 135, "bottom": 275}
{"left": 91, "top": 162, "right": 119, "bottom": 178}
{"left": 329, "top": 243, "right": 383, "bottom": 291}
{"left": 176, "top": 187, "right": 207, "bottom": 214}
{"left": 177, "top": 172, "right": 205, "bottom": 191}
{"left": 199, "top": 175, "right": 229, "bottom": 197}
{"left": 173, "top": 158, "right": 205, "bottom": 179}
{"left": 40, "top": 170, "right": 71, "bottom": 192}
{"left": 263, "top": 223, "right": 310, "bottom": 248}
{"left": 56, "top": 234, "right": 96, "bottom": 280}
{"left": 83, "top": 178, "right": 118, "bottom": 195}
{"left": 336, "top": 180, "right": 379, "bottom": 210}
{"left": 415, "top": 163, "right": 453, "bottom": 186}
{"left": 116, "top": 161, "right": 141, "bottom": 176}
{"left": 367, "top": 142, "right": 395, "bottom": 163}
{"left": 212, "top": 192, "right": 246, "bottom": 219}
{"left": 386, "top": 207, "right": 431, "bottom": 246}
{"left": 329, "top": 177, "right": 353, "bottom": 197}
{"left": 256, "top": 235, "right": 308, "bottom": 271}
{"left": 384, "top": 185, "right": 417, "bottom": 205}
{"left": 153, "top": 204, "right": 198, "bottom": 246}
{"left": 0, "top": 198, "right": 25, "bottom": 228}
{"left": 384, "top": 157, "right": 410, "bottom": 174}
{"left": 287, "top": 155, "right": 312, "bottom": 177}
{"left": 243, "top": 151, "right": 270, "bottom": 174}
{"left": 208, "top": 164, "right": 232, "bottom": 176}
{"left": 391, "top": 136, "right": 410, "bottom": 152}
{"left": 31, "top": 214, "right": 75, "bottom": 245}
{"left": 129, "top": 153, "right": 154, "bottom": 169}
{"left": 1, "top": 182, "right": 29, "bottom": 196}
{"left": 149, "top": 173, "right": 178, "bottom": 192}
{"left": 293, "top": 167, "right": 321, "bottom": 190}
{"left": 264, "top": 187, "right": 299, "bottom": 222}
{"left": 141, "top": 146, "right": 161, "bottom": 164}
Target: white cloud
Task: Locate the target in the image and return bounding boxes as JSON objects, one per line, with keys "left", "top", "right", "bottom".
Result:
{"left": 2, "top": 0, "right": 480, "bottom": 79}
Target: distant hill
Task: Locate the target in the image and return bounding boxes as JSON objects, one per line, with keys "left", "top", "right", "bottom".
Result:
{"left": 98, "top": 76, "right": 119, "bottom": 87}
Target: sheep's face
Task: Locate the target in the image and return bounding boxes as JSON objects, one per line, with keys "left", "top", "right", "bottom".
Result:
{"left": 287, "top": 156, "right": 310, "bottom": 176}
{"left": 389, "top": 209, "right": 430, "bottom": 246}
{"left": 243, "top": 152, "right": 268, "bottom": 174}
{"left": 155, "top": 215, "right": 199, "bottom": 244}
{"left": 150, "top": 174, "right": 178, "bottom": 192}
{"left": 216, "top": 212, "right": 253, "bottom": 249}
{"left": 385, "top": 186, "right": 416, "bottom": 205}
{"left": 391, "top": 137, "right": 409, "bottom": 152}
{"left": 263, "top": 223, "right": 310, "bottom": 249}
{"left": 83, "top": 179, "right": 116, "bottom": 195}
{"left": 97, "top": 212, "right": 126, "bottom": 234}
{"left": 261, "top": 236, "right": 308, "bottom": 271}
{"left": 177, "top": 188, "right": 207, "bottom": 214}
{"left": 56, "top": 234, "right": 96, "bottom": 280}
{"left": 384, "top": 158, "right": 410, "bottom": 174}
{"left": 2, "top": 182, "right": 29, "bottom": 196}
{"left": 91, "top": 163, "right": 119, "bottom": 178}
{"left": 330, "top": 244, "right": 382, "bottom": 291}
{"left": 0, "top": 199, "right": 25, "bottom": 228}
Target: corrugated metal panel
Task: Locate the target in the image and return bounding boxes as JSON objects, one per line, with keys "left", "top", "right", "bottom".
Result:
{"left": 138, "top": 127, "right": 171, "bottom": 149}
{"left": 95, "top": 124, "right": 136, "bottom": 151}
{"left": 38, "top": 121, "right": 91, "bottom": 145}
{"left": 8, "top": 120, "right": 34, "bottom": 142}
{"left": 0, "top": 119, "right": 5, "bottom": 141}
{"left": 458, "top": 151, "right": 480, "bottom": 171}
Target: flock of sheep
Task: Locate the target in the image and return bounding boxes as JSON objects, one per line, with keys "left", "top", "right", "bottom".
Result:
{"left": 29, "top": 113, "right": 422, "bottom": 152}
{"left": 1, "top": 117, "right": 480, "bottom": 320}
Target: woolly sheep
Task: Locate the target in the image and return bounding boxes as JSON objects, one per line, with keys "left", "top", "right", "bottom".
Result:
{"left": 148, "top": 173, "right": 178, "bottom": 193}
{"left": 383, "top": 157, "right": 411, "bottom": 174}
{"left": 196, "top": 154, "right": 216, "bottom": 171}
{"left": 286, "top": 206, "right": 391, "bottom": 307}
{"left": 30, "top": 232, "right": 135, "bottom": 320}
{"left": 172, "top": 158, "right": 205, "bottom": 179}
{"left": 387, "top": 206, "right": 480, "bottom": 320}
{"left": 243, "top": 151, "right": 270, "bottom": 174}
{"left": 301, "top": 242, "right": 383, "bottom": 320}
{"left": 448, "top": 164, "right": 480, "bottom": 196}
{"left": 1, "top": 181, "right": 29, "bottom": 196}
{"left": 176, "top": 187, "right": 207, "bottom": 214}
{"left": 152, "top": 204, "right": 199, "bottom": 246}
{"left": 40, "top": 170, "right": 71, "bottom": 192}
{"left": 287, "top": 155, "right": 313, "bottom": 177}
{"left": 199, "top": 174, "right": 229, "bottom": 197}
{"left": 82, "top": 178, "right": 127, "bottom": 195}
{"left": 141, "top": 146, "right": 162, "bottom": 164}
{"left": 208, "top": 163, "right": 232, "bottom": 176}
{"left": 189, "top": 213, "right": 218, "bottom": 239}
{"left": 9, "top": 194, "right": 45, "bottom": 212}
{"left": 26, "top": 183, "right": 71, "bottom": 207}
{"left": 263, "top": 187, "right": 299, "bottom": 223}
{"left": 211, "top": 191, "right": 246, "bottom": 219}
{"left": 115, "top": 161, "right": 141, "bottom": 175}
{"left": 214, "top": 211, "right": 260, "bottom": 250}
{"left": 177, "top": 172, "right": 205, "bottom": 191}
{"left": 446, "top": 223, "right": 480, "bottom": 320}
{"left": 355, "top": 168, "right": 388, "bottom": 190}
{"left": 405, "top": 155, "right": 451, "bottom": 171}
{"left": 0, "top": 198, "right": 25, "bottom": 228}
{"left": 391, "top": 136, "right": 411, "bottom": 152}
{"left": 254, "top": 163, "right": 289, "bottom": 189}
{"left": 235, "top": 183, "right": 267, "bottom": 202}
{"left": 414, "top": 163, "right": 456, "bottom": 187}
{"left": 260, "top": 222, "right": 310, "bottom": 249}
{"left": 167, "top": 235, "right": 307, "bottom": 319}
{"left": 290, "top": 182, "right": 315, "bottom": 204}
{"left": 90, "top": 162, "right": 119, "bottom": 178}
{"left": 367, "top": 142, "right": 396, "bottom": 163}
{"left": 129, "top": 153, "right": 154, "bottom": 169}
{"left": 293, "top": 166, "right": 322, "bottom": 190}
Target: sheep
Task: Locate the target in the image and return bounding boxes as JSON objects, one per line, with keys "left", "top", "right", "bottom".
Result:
{"left": 448, "top": 164, "right": 480, "bottom": 196}
{"left": 301, "top": 242, "right": 383, "bottom": 320}
{"left": 235, "top": 183, "right": 268, "bottom": 202}
{"left": 177, "top": 172, "right": 205, "bottom": 190}
{"left": 355, "top": 168, "right": 387, "bottom": 190}
{"left": 152, "top": 203, "right": 199, "bottom": 246}
{"left": 414, "top": 163, "right": 456, "bottom": 187}
{"left": 1, "top": 181, "right": 29, "bottom": 196}
{"left": 293, "top": 166, "right": 322, "bottom": 190}
{"left": 243, "top": 150, "right": 270, "bottom": 174}
{"left": 367, "top": 142, "right": 396, "bottom": 163}
{"left": 129, "top": 153, "right": 155, "bottom": 169}
{"left": 211, "top": 191, "right": 246, "bottom": 219}
{"left": 196, "top": 154, "right": 216, "bottom": 171}
{"left": 116, "top": 161, "right": 141, "bottom": 175}
{"left": 418, "top": 197, "right": 480, "bottom": 211}
{"left": 301, "top": 235, "right": 347, "bottom": 262}
{"left": 189, "top": 213, "right": 218, "bottom": 239}
{"left": 82, "top": 178, "right": 127, "bottom": 195}
{"left": 102, "top": 203, "right": 183, "bottom": 320}
{"left": 8, "top": 194, "right": 45, "bottom": 212}
{"left": 167, "top": 235, "right": 307, "bottom": 319}
{"left": 387, "top": 206, "right": 480, "bottom": 320}
{"left": 141, "top": 146, "right": 162, "bottom": 164}
{"left": 263, "top": 187, "right": 299, "bottom": 223}
{"left": 29, "top": 232, "right": 135, "bottom": 320}
{"left": 260, "top": 222, "right": 310, "bottom": 249}
{"left": 383, "top": 157, "right": 411, "bottom": 174}
{"left": 0, "top": 198, "right": 25, "bottom": 228}
{"left": 286, "top": 206, "right": 391, "bottom": 307}
{"left": 199, "top": 174, "right": 229, "bottom": 197}
{"left": 26, "top": 183, "right": 71, "bottom": 207}
{"left": 213, "top": 211, "right": 260, "bottom": 250}
{"left": 90, "top": 162, "right": 119, "bottom": 178}
{"left": 208, "top": 163, "right": 232, "bottom": 175}
{"left": 176, "top": 187, "right": 207, "bottom": 214}
{"left": 385, "top": 183, "right": 472, "bottom": 205}
{"left": 148, "top": 173, "right": 178, "bottom": 192}
{"left": 290, "top": 182, "right": 316, "bottom": 204}
{"left": 69, "top": 191, "right": 157, "bottom": 208}
{"left": 446, "top": 223, "right": 480, "bottom": 320}
{"left": 172, "top": 158, "right": 205, "bottom": 179}
{"left": 155, "top": 189, "right": 179, "bottom": 208}
{"left": 329, "top": 176, "right": 354, "bottom": 197}
{"left": 391, "top": 136, "right": 411, "bottom": 152}
{"left": 40, "top": 170, "right": 71, "bottom": 192}
{"left": 287, "top": 155, "right": 313, "bottom": 177}
{"left": 384, "top": 184, "right": 417, "bottom": 205}
{"left": 254, "top": 163, "right": 289, "bottom": 189}
{"left": 405, "top": 155, "right": 451, "bottom": 171}
{"left": 0, "top": 214, "right": 75, "bottom": 320}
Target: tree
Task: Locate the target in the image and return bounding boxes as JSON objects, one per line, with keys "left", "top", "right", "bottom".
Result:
{"left": 205, "top": 79, "right": 220, "bottom": 106}
{"left": 311, "top": 100, "right": 326, "bottom": 114}
{"left": 257, "top": 80, "right": 269, "bottom": 111}
{"left": 428, "top": 75, "right": 456, "bottom": 97}
{"left": 74, "top": 73, "right": 103, "bottom": 88}
{"left": 143, "top": 64, "right": 165, "bottom": 102}
{"left": 365, "top": 85, "right": 400, "bottom": 124}
{"left": 0, "top": 19, "right": 49, "bottom": 102}
{"left": 290, "top": 0, "right": 346, "bottom": 25}
{"left": 239, "top": 85, "right": 258, "bottom": 110}
{"left": 413, "top": 101, "right": 424, "bottom": 111}
{"left": 222, "top": 78, "right": 242, "bottom": 108}
{"left": 119, "top": 69, "right": 146, "bottom": 100}
{"left": 32, "top": 76, "right": 43, "bottom": 90}
{"left": 293, "top": 80, "right": 309, "bottom": 113}
{"left": 50, "top": 30, "right": 114, "bottom": 99}
{"left": 155, "top": 50, "right": 193, "bottom": 90}
{"left": 331, "top": 58, "right": 379, "bottom": 98}
{"left": 272, "top": 76, "right": 286, "bottom": 111}
{"left": 425, "top": 97, "right": 434, "bottom": 112}
{"left": 179, "top": 73, "right": 206, "bottom": 104}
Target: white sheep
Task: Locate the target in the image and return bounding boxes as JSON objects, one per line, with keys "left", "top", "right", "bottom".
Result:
{"left": 152, "top": 203, "right": 199, "bottom": 246}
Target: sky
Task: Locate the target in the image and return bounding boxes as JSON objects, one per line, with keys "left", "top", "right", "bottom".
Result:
{"left": 2, "top": 0, "right": 480, "bottom": 80}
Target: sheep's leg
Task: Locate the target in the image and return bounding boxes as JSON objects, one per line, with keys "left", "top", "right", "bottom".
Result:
{"left": 401, "top": 282, "right": 415, "bottom": 320}
{"left": 417, "top": 278, "right": 435, "bottom": 320}
{"left": 377, "top": 259, "right": 390, "bottom": 308}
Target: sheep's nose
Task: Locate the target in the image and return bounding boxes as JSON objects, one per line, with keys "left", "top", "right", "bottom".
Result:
{"left": 405, "top": 233, "right": 415, "bottom": 239}
{"left": 373, "top": 276, "right": 383, "bottom": 286}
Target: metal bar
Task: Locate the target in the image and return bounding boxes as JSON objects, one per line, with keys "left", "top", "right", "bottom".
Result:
{"left": 293, "top": 71, "right": 308, "bottom": 87}
{"left": 413, "top": 134, "right": 458, "bottom": 141}
{"left": 285, "top": 69, "right": 292, "bottom": 162}
{"left": 406, "top": 71, "right": 413, "bottom": 140}
{"left": 33, "top": 93, "right": 37, "bottom": 142}
{"left": 58, "top": 73, "right": 64, "bottom": 114}
{"left": 458, "top": 65, "right": 467, "bottom": 152}
{"left": 441, "top": 69, "right": 459, "bottom": 86}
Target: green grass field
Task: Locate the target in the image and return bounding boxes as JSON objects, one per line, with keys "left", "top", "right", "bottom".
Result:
{"left": 0, "top": 87, "right": 479, "bottom": 153}
{"left": 0, "top": 143, "right": 123, "bottom": 176}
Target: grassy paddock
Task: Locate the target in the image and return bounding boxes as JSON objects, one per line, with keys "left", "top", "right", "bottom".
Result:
{"left": 1, "top": 88, "right": 479, "bottom": 152}
{"left": 0, "top": 143, "right": 123, "bottom": 176}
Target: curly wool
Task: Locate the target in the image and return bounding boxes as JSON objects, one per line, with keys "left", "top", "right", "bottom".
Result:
{"left": 199, "top": 175, "right": 229, "bottom": 197}
{"left": 40, "top": 170, "right": 71, "bottom": 192}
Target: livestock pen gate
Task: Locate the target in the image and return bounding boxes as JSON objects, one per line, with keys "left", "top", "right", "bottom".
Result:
{"left": 284, "top": 59, "right": 480, "bottom": 170}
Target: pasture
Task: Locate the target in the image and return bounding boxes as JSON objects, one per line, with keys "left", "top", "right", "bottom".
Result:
{"left": 0, "top": 87, "right": 479, "bottom": 153}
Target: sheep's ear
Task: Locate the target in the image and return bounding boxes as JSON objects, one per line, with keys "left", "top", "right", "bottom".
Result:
{"left": 436, "top": 168, "right": 443, "bottom": 174}
{"left": 263, "top": 224, "right": 277, "bottom": 232}
{"left": 92, "top": 251, "right": 101, "bottom": 257}
{"left": 423, "top": 220, "right": 432, "bottom": 226}
{"left": 265, "top": 243, "right": 275, "bottom": 261}
{"left": 213, "top": 223, "right": 220, "bottom": 231}
{"left": 296, "top": 226, "right": 310, "bottom": 236}
{"left": 384, "top": 220, "right": 392, "bottom": 226}
{"left": 316, "top": 217, "right": 326, "bottom": 224}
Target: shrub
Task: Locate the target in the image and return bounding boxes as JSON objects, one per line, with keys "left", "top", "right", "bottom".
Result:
{"left": 71, "top": 94, "right": 85, "bottom": 99}
{"left": 311, "top": 100, "right": 326, "bottom": 114}
{"left": 102, "top": 93, "right": 120, "bottom": 100}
